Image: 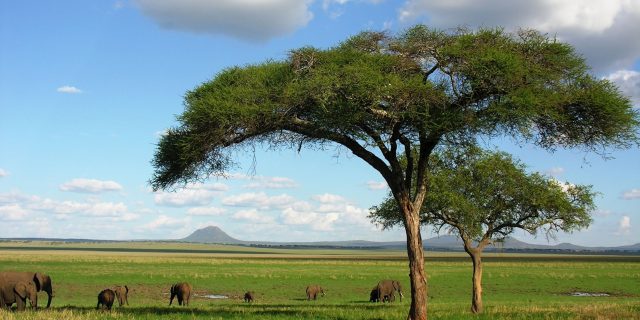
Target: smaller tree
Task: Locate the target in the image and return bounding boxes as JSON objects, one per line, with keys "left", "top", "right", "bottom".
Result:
{"left": 369, "top": 146, "right": 596, "bottom": 313}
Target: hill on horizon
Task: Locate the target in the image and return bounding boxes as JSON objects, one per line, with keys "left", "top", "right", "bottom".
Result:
{"left": 179, "top": 226, "right": 244, "bottom": 244}
{"left": 177, "top": 226, "right": 640, "bottom": 252}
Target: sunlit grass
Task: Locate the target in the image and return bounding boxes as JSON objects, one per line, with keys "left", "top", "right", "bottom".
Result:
{"left": 0, "top": 242, "right": 638, "bottom": 319}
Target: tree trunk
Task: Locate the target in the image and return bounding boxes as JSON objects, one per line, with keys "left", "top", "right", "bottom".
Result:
{"left": 402, "top": 203, "right": 428, "bottom": 320}
{"left": 470, "top": 252, "right": 483, "bottom": 314}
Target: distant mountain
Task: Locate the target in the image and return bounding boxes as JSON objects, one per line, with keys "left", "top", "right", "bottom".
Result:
{"left": 173, "top": 226, "right": 639, "bottom": 253}
{"left": 3, "top": 226, "right": 638, "bottom": 253}
{"left": 179, "top": 226, "right": 244, "bottom": 244}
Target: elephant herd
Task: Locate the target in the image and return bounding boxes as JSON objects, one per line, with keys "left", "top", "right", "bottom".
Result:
{"left": 0, "top": 270, "right": 403, "bottom": 312}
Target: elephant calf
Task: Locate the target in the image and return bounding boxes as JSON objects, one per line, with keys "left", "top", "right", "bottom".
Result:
{"left": 113, "top": 285, "right": 129, "bottom": 306}
{"left": 376, "top": 280, "right": 403, "bottom": 303}
{"left": 169, "top": 282, "right": 192, "bottom": 307}
{"left": 96, "top": 289, "right": 115, "bottom": 311}
{"left": 0, "top": 281, "right": 38, "bottom": 311}
{"left": 306, "top": 285, "right": 325, "bottom": 301}
{"left": 369, "top": 287, "right": 392, "bottom": 303}
{"left": 243, "top": 291, "right": 255, "bottom": 303}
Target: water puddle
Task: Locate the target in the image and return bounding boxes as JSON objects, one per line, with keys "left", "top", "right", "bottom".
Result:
{"left": 569, "top": 292, "right": 610, "bottom": 297}
{"left": 197, "top": 294, "right": 229, "bottom": 299}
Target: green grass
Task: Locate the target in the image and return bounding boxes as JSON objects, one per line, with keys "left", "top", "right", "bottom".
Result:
{"left": 1, "top": 242, "right": 638, "bottom": 319}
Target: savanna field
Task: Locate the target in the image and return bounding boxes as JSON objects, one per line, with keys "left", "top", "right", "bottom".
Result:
{"left": 0, "top": 242, "right": 639, "bottom": 320}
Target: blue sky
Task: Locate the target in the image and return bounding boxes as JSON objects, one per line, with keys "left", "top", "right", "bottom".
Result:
{"left": 1, "top": 0, "right": 638, "bottom": 246}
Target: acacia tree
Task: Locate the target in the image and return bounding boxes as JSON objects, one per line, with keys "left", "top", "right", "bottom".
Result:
{"left": 370, "top": 146, "right": 597, "bottom": 313}
{"left": 151, "top": 26, "right": 638, "bottom": 320}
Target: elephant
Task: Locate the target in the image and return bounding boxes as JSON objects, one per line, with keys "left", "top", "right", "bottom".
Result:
{"left": 369, "top": 286, "right": 392, "bottom": 303}
{"left": 0, "top": 280, "right": 38, "bottom": 311}
{"left": 169, "top": 282, "right": 192, "bottom": 306}
{"left": 306, "top": 285, "right": 325, "bottom": 301}
{"left": 369, "top": 287, "right": 379, "bottom": 302}
{"left": 96, "top": 288, "right": 115, "bottom": 310}
{"left": 113, "top": 285, "right": 129, "bottom": 306}
{"left": 376, "top": 280, "right": 403, "bottom": 303}
{"left": 243, "top": 291, "right": 254, "bottom": 303}
{"left": 0, "top": 271, "right": 53, "bottom": 308}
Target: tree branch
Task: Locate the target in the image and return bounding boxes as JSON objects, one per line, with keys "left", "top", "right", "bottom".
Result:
{"left": 286, "top": 117, "right": 396, "bottom": 190}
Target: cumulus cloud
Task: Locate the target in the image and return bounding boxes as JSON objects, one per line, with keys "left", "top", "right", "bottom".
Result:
{"left": 622, "top": 188, "right": 640, "bottom": 200}
{"left": 244, "top": 176, "right": 299, "bottom": 189}
{"left": 0, "top": 204, "right": 30, "bottom": 221}
{"left": 221, "top": 192, "right": 296, "bottom": 209}
{"left": 366, "top": 180, "right": 388, "bottom": 190}
{"left": 59, "top": 178, "right": 123, "bottom": 193}
{"left": 312, "top": 193, "right": 346, "bottom": 204}
{"left": 605, "top": 70, "right": 640, "bottom": 107}
{"left": 0, "top": 191, "right": 139, "bottom": 222}
{"left": 57, "top": 85, "right": 82, "bottom": 94}
{"left": 233, "top": 209, "right": 275, "bottom": 224}
{"left": 281, "top": 197, "right": 371, "bottom": 231}
{"left": 617, "top": 215, "right": 631, "bottom": 235}
{"left": 187, "top": 206, "right": 227, "bottom": 216}
{"left": 281, "top": 207, "right": 339, "bottom": 231}
{"left": 0, "top": 168, "right": 8, "bottom": 177}
{"left": 398, "top": 0, "right": 640, "bottom": 73}
{"left": 135, "top": 0, "right": 313, "bottom": 41}
{"left": 154, "top": 182, "right": 227, "bottom": 207}
{"left": 140, "top": 215, "right": 190, "bottom": 231}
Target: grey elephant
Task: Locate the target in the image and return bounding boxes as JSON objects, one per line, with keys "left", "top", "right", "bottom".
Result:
{"left": 0, "top": 280, "right": 38, "bottom": 311}
{"left": 243, "top": 291, "right": 255, "bottom": 302}
{"left": 376, "top": 280, "right": 403, "bottom": 303}
{"left": 96, "top": 288, "right": 115, "bottom": 310}
{"left": 113, "top": 285, "right": 129, "bottom": 306}
{"left": 0, "top": 271, "right": 53, "bottom": 308}
{"left": 369, "top": 287, "right": 379, "bottom": 302}
{"left": 369, "top": 286, "right": 392, "bottom": 303}
{"left": 169, "top": 282, "right": 192, "bottom": 306}
{"left": 306, "top": 285, "right": 325, "bottom": 301}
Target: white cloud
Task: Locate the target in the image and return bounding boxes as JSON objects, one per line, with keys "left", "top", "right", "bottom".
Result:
{"left": 617, "top": 215, "right": 631, "bottom": 235}
{"left": 59, "top": 178, "right": 123, "bottom": 193}
{"left": 135, "top": 0, "right": 313, "bottom": 41}
{"left": 281, "top": 200, "right": 371, "bottom": 232}
{"left": 544, "top": 167, "right": 565, "bottom": 177}
{"left": 140, "top": 215, "right": 190, "bottom": 231}
{"left": 281, "top": 207, "right": 339, "bottom": 231}
{"left": 233, "top": 209, "right": 275, "bottom": 224}
{"left": 366, "top": 180, "right": 388, "bottom": 190}
{"left": 622, "top": 188, "right": 640, "bottom": 200}
{"left": 0, "top": 204, "right": 30, "bottom": 221}
{"left": 187, "top": 206, "right": 227, "bottom": 216}
{"left": 0, "top": 168, "right": 8, "bottom": 177}
{"left": 154, "top": 182, "right": 227, "bottom": 207}
{"left": 605, "top": 70, "right": 640, "bottom": 107}
{"left": 57, "top": 85, "right": 82, "bottom": 94}
{"left": 33, "top": 199, "right": 129, "bottom": 217}
{"left": 221, "top": 192, "right": 295, "bottom": 209}
{"left": 244, "top": 176, "right": 299, "bottom": 189}
{"left": 398, "top": 0, "right": 640, "bottom": 73}
{"left": 312, "top": 193, "right": 346, "bottom": 204}
{"left": 0, "top": 191, "right": 138, "bottom": 222}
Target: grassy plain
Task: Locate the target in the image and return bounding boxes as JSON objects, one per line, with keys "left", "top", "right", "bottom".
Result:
{"left": 0, "top": 241, "right": 638, "bottom": 319}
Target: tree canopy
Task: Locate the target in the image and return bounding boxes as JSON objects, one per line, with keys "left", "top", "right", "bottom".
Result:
{"left": 369, "top": 146, "right": 596, "bottom": 241}
{"left": 151, "top": 25, "right": 638, "bottom": 320}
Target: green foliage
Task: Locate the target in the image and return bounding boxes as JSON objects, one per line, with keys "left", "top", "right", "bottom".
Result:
{"left": 151, "top": 25, "right": 638, "bottom": 191}
{"left": 370, "top": 146, "right": 596, "bottom": 244}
